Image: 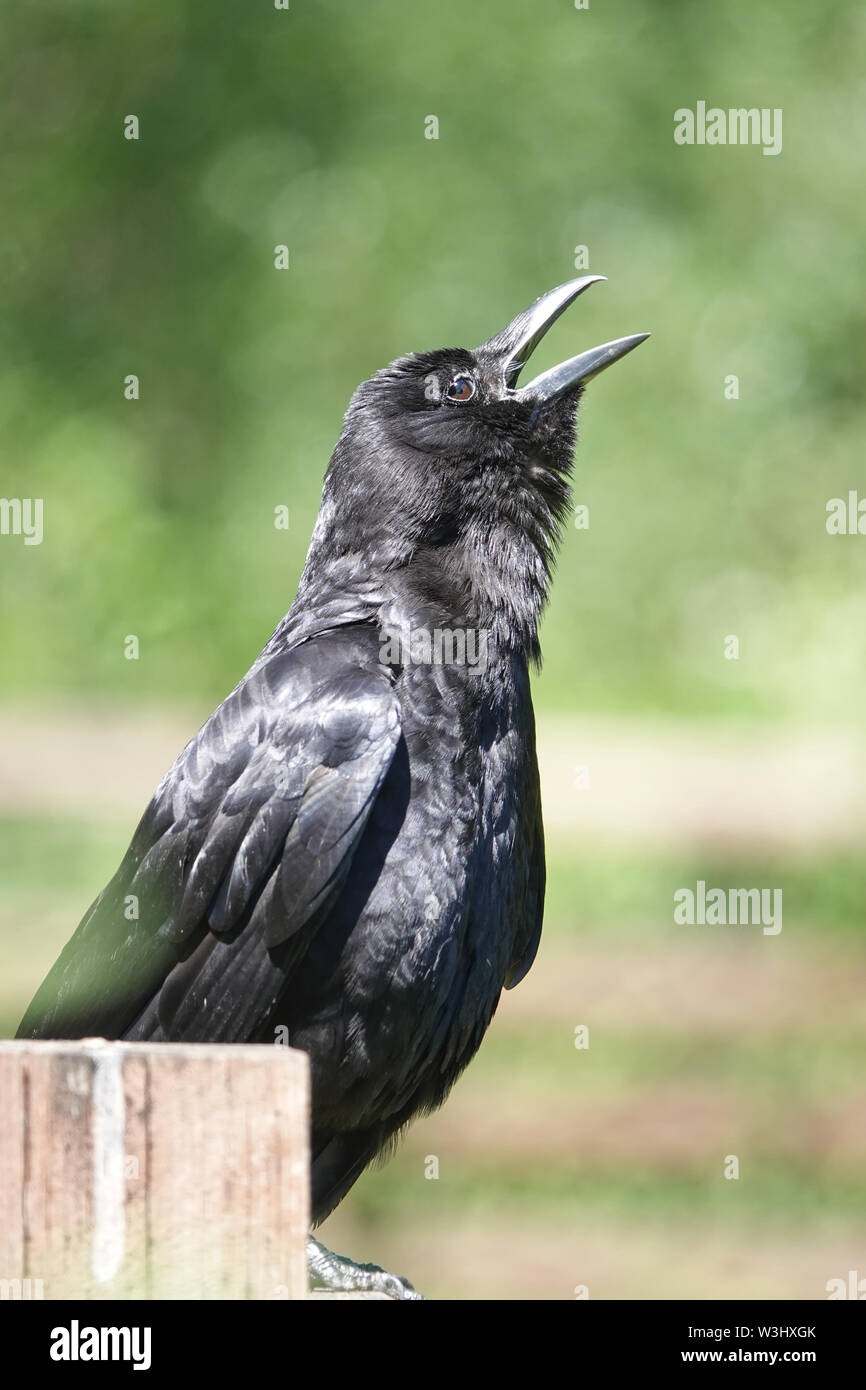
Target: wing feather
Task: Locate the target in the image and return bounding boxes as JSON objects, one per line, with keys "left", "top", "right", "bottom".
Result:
{"left": 16, "top": 626, "right": 401, "bottom": 1042}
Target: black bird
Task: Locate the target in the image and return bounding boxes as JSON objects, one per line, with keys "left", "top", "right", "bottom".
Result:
{"left": 17, "top": 276, "right": 648, "bottom": 1298}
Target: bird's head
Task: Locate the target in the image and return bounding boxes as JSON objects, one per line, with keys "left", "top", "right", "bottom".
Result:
{"left": 348, "top": 275, "right": 647, "bottom": 472}
{"left": 302, "top": 277, "right": 649, "bottom": 656}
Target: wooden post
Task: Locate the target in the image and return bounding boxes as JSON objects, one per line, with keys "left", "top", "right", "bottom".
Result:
{"left": 0, "top": 1039, "right": 309, "bottom": 1300}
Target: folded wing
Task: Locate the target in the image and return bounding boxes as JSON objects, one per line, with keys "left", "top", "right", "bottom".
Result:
{"left": 17, "top": 625, "right": 402, "bottom": 1043}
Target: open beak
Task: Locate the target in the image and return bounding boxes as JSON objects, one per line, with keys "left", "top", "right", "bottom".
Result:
{"left": 479, "top": 276, "right": 649, "bottom": 405}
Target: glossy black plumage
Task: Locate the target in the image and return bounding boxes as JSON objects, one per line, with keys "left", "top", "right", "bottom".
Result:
{"left": 17, "top": 278, "right": 647, "bottom": 1225}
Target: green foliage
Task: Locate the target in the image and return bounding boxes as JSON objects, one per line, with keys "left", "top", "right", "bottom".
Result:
{"left": 1, "top": 0, "right": 864, "bottom": 717}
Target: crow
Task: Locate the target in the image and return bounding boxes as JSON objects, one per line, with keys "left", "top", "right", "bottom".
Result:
{"left": 17, "top": 275, "right": 648, "bottom": 1298}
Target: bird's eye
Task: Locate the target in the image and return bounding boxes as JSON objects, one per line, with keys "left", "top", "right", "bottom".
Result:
{"left": 445, "top": 374, "right": 476, "bottom": 403}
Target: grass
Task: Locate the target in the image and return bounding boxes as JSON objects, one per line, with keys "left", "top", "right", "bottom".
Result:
{"left": 2, "top": 812, "right": 863, "bottom": 1297}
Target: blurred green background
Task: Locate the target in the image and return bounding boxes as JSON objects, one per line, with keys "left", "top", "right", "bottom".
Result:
{"left": 1, "top": 0, "right": 865, "bottom": 1298}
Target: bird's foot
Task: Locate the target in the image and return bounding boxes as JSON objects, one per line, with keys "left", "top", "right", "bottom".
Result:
{"left": 307, "top": 1235, "right": 424, "bottom": 1300}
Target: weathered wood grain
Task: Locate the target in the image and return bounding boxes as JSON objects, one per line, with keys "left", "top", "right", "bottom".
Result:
{"left": 0, "top": 1040, "right": 309, "bottom": 1300}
